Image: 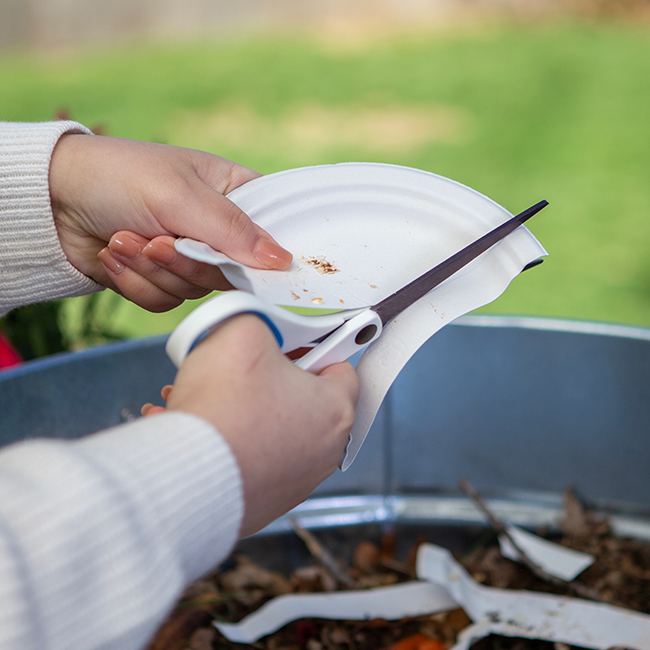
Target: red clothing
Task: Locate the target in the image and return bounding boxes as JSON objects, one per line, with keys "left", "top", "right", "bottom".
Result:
{"left": 0, "top": 332, "right": 21, "bottom": 369}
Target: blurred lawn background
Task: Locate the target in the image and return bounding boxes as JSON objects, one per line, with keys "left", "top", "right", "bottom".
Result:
{"left": 1, "top": 12, "right": 649, "bottom": 351}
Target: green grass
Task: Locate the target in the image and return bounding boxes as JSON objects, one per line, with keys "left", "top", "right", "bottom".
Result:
{"left": 2, "top": 21, "right": 649, "bottom": 340}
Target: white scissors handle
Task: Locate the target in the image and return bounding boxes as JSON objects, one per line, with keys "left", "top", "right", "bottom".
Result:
{"left": 294, "top": 309, "right": 382, "bottom": 372}
{"left": 166, "top": 291, "right": 382, "bottom": 372}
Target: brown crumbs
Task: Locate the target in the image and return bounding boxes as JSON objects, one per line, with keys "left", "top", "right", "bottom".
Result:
{"left": 302, "top": 256, "right": 340, "bottom": 274}
{"left": 311, "top": 297, "right": 324, "bottom": 304}
{"left": 291, "top": 291, "right": 301, "bottom": 301}
{"left": 339, "top": 298, "right": 345, "bottom": 304}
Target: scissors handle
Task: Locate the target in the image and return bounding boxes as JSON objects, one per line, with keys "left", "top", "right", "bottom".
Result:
{"left": 295, "top": 309, "right": 382, "bottom": 372}
{"left": 165, "top": 291, "right": 380, "bottom": 372}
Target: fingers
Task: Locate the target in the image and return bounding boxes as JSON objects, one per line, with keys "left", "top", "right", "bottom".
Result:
{"left": 319, "top": 362, "right": 361, "bottom": 404}
{"left": 172, "top": 180, "right": 292, "bottom": 271}
{"left": 97, "top": 247, "right": 182, "bottom": 312}
{"left": 316, "top": 363, "right": 359, "bottom": 458}
{"left": 99, "top": 230, "right": 234, "bottom": 309}
{"left": 109, "top": 231, "right": 208, "bottom": 298}
{"left": 184, "top": 153, "right": 291, "bottom": 270}
{"left": 141, "top": 403, "right": 166, "bottom": 417}
{"left": 141, "top": 235, "right": 233, "bottom": 291}
{"left": 141, "top": 385, "right": 173, "bottom": 417}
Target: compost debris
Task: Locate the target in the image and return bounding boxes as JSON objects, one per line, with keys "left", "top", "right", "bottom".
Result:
{"left": 148, "top": 489, "right": 649, "bottom": 650}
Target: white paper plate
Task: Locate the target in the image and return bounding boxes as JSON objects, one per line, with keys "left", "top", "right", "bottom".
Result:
{"left": 175, "top": 163, "right": 547, "bottom": 469}
{"left": 176, "top": 163, "right": 543, "bottom": 311}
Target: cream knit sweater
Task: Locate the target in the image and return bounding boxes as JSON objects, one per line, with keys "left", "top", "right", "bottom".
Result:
{"left": 0, "top": 122, "right": 243, "bottom": 649}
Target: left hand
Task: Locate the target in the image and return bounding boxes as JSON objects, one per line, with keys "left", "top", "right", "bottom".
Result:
{"left": 49, "top": 134, "right": 292, "bottom": 311}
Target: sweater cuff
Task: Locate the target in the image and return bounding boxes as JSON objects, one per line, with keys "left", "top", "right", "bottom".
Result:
{"left": 0, "top": 121, "right": 101, "bottom": 315}
{"left": 78, "top": 412, "right": 244, "bottom": 581}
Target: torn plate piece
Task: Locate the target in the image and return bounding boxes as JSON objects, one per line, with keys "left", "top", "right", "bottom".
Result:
{"left": 499, "top": 525, "right": 594, "bottom": 581}
{"left": 417, "top": 543, "right": 650, "bottom": 650}
{"left": 214, "top": 581, "right": 457, "bottom": 644}
{"left": 176, "top": 163, "right": 547, "bottom": 470}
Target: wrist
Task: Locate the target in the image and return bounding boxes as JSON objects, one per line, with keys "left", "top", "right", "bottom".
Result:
{"left": 49, "top": 133, "right": 94, "bottom": 276}
{"left": 50, "top": 132, "right": 90, "bottom": 212}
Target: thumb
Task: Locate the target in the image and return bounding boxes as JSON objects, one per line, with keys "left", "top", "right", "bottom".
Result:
{"left": 178, "top": 180, "right": 292, "bottom": 270}
{"left": 318, "top": 362, "right": 360, "bottom": 403}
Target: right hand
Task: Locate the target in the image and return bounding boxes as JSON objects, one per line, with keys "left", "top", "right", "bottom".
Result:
{"left": 165, "top": 315, "right": 360, "bottom": 537}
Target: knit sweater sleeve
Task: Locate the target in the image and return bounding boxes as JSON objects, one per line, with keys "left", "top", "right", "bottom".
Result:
{"left": 0, "top": 122, "right": 245, "bottom": 649}
{"left": 0, "top": 412, "right": 244, "bottom": 650}
{"left": 0, "top": 121, "right": 101, "bottom": 316}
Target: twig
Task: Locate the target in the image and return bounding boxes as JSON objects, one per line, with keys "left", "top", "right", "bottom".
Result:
{"left": 458, "top": 480, "right": 614, "bottom": 604}
{"left": 379, "top": 557, "right": 415, "bottom": 578}
{"left": 290, "top": 518, "right": 356, "bottom": 588}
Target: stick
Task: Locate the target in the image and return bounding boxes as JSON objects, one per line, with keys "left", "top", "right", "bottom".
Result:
{"left": 290, "top": 518, "right": 356, "bottom": 588}
{"left": 379, "top": 557, "right": 415, "bottom": 578}
{"left": 458, "top": 480, "right": 612, "bottom": 604}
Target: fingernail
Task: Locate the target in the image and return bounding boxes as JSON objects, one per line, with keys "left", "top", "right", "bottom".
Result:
{"left": 143, "top": 241, "right": 177, "bottom": 265}
{"left": 98, "top": 247, "right": 125, "bottom": 274}
{"left": 109, "top": 233, "right": 143, "bottom": 259}
{"left": 253, "top": 238, "right": 293, "bottom": 269}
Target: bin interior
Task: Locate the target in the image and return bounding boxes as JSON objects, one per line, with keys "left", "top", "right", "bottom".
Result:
{"left": 1, "top": 316, "right": 648, "bottom": 511}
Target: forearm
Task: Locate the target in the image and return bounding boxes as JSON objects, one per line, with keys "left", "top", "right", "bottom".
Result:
{"left": 0, "top": 121, "right": 100, "bottom": 316}
{"left": 0, "top": 412, "right": 243, "bottom": 650}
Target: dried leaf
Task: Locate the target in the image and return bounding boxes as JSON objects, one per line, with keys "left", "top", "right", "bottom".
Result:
{"left": 321, "top": 623, "right": 352, "bottom": 648}
{"left": 146, "top": 609, "right": 211, "bottom": 650}
{"left": 353, "top": 541, "right": 381, "bottom": 573}
{"left": 355, "top": 571, "right": 400, "bottom": 589}
{"left": 221, "top": 556, "right": 291, "bottom": 607}
{"left": 419, "top": 609, "right": 471, "bottom": 645}
{"left": 187, "top": 627, "right": 215, "bottom": 650}
{"left": 560, "top": 487, "right": 609, "bottom": 538}
{"left": 387, "top": 633, "right": 445, "bottom": 650}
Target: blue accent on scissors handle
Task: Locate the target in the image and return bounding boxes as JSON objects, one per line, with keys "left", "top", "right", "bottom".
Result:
{"left": 187, "top": 311, "right": 284, "bottom": 354}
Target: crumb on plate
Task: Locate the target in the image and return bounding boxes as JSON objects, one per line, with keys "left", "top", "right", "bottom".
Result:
{"left": 302, "top": 256, "right": 339, "bottom": 274}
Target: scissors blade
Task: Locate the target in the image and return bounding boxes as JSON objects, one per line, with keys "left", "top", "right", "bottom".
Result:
{"left": 372, "top": 199, "right": 548, "bottom": 325}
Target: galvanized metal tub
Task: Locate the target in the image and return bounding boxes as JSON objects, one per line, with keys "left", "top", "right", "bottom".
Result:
{"left": 1, "top": 315, "right": 649, "bottom": 538}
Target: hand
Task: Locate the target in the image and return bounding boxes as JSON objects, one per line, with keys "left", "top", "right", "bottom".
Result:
{"left": 49, "top": 135, "right": 292, "bottom": 311}
{"left": 141, "top": 385, "right": 173, "bottom": 417}
{"left": 159, "top": 314, "right": 359, "bottom": 537}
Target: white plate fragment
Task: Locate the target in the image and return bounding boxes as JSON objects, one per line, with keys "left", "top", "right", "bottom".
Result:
{"left": 417, "top": 544, "right": 650, "bottom": 650}
{"left": 499, "top": 525, "right": 594, "bottom": 581}
{"left": 214, "top": 581, "right": 457, "bottom": 644}
{"left": 176, "top": 163, "right": 547, "bottom": 469}
{"left": 214, "top": 542, "right": 650, "bottom": 647}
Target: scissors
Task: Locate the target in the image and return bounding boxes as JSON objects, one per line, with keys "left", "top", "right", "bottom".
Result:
{"left": 166, "top": 200, "right": 548, "bottom": 371}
